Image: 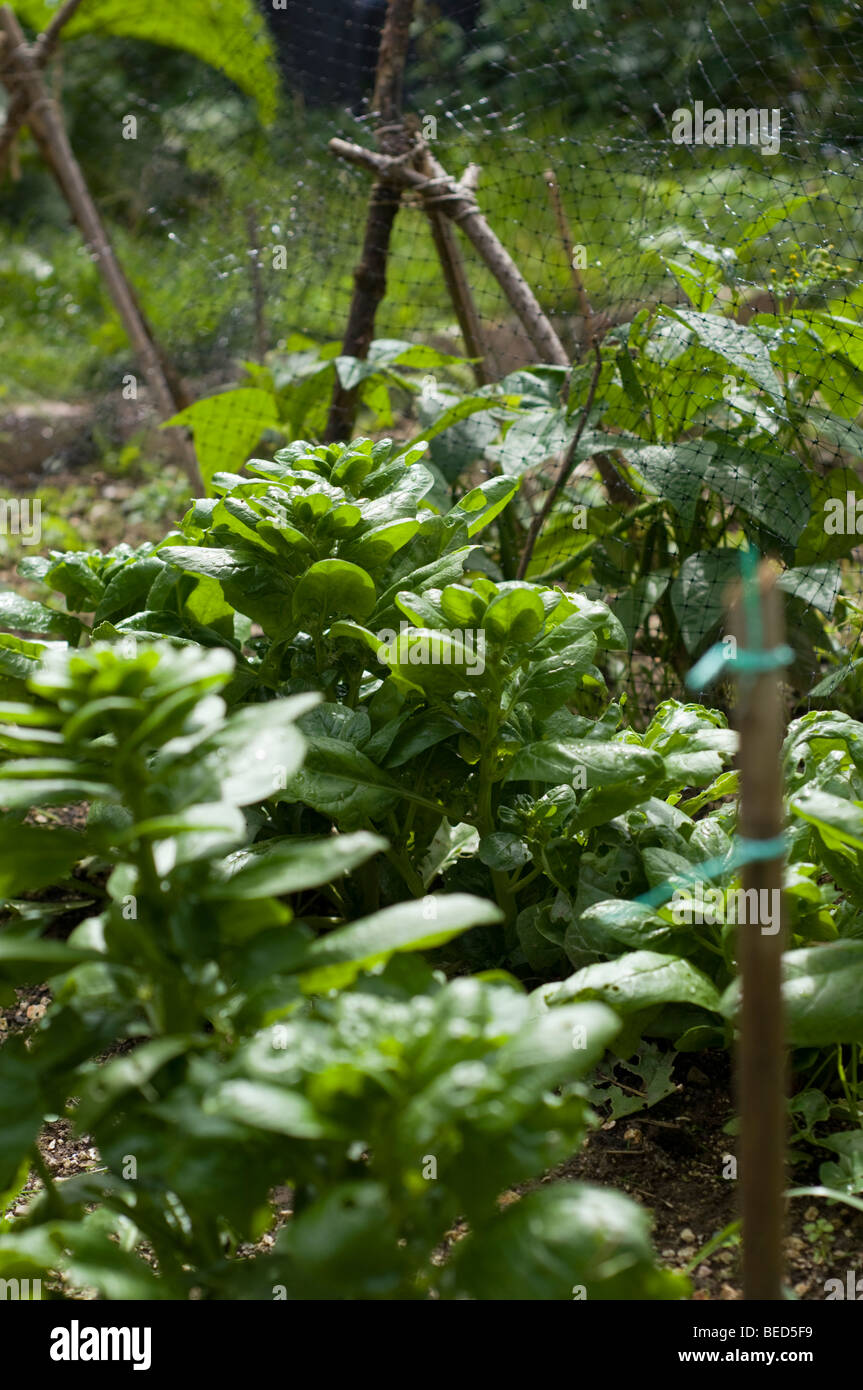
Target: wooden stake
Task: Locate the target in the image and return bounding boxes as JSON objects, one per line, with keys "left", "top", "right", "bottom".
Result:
{"left": 729, "top": 564, "right": 787, "bottom": 1301}
{"left": 0, "top": 5, "right": 202, "bottom": 491}
{"left": 418, "top": 148, "right": 488, "bottom": 385}
{"left": 324, "top": 0, "right": 416, "bottom": 442}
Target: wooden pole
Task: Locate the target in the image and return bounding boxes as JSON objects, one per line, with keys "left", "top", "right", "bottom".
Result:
{"left": 324, "top": 0, "right": 416, "bottom": 442}
{"left": 729, "top": 564, "right": 787, "bottom": 1301}
{"left": 0, "top": 5, "right": 202, "bottom": 491}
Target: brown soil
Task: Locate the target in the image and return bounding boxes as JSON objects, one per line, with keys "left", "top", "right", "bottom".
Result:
{"left": 553, "top": 1049, "right": 863, "bottom": 1300}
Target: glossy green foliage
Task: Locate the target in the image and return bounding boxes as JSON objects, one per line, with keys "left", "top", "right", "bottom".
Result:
{"left": 0, "top": 642, "right": 680, "bottom": 1300}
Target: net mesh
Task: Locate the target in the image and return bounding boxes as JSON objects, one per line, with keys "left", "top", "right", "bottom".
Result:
{"left": 3, "top": 0, "right": 863, "bottom": 719}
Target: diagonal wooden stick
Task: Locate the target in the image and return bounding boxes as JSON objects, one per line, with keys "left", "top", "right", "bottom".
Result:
{"left": 33, "top": 0, "right": 87, "bottom": 59}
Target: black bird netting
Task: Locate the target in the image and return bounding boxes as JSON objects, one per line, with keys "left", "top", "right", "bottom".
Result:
{"left": 2, "top": 0, "right": 863, "bottom": 718}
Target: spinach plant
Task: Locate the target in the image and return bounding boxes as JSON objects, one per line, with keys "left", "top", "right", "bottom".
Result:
{"left": 0, "top": 640, "right": 683, "bottom": 1299}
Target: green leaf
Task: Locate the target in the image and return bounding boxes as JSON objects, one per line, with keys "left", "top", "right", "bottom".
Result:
{"left": 45, "top": 1211, "right": 167, "bottom": 1300}
{"left": 791, "top": 787, "right": 863, "bottom": 851}
{"left": 373, "top": 549, "right": 474, "bottom": 631}
{"left": 0, "top": 938, "right": 102, "bottom": 986}
{"left": 0, "top": 825, "right": 83, "bottom": 898}
{"left": 279, "top": 736, "right": 403, "bottom": 826}
{"left": 158, "top": 545, "right": 249, "bottom": 584}
{"left": 205, "top": 1081, "right": 338, "bottom": 1138}
{"left": 778, "top": 563, "right": 840, "bottom": 616}
{"left": 297, "top": 893, "right": 502, "bottom": 991}
{"left": 405, "top": 394, "right": 510, "bottom": 453}
{"left": 419, "top": 386, "right": 501, "bottom": 483}
{"left": 796, "top": 468, "right": 863, "bottom": 564}
{"left": 340, "top": 520, "right": 419, "bottom": 571}
{"left": 0, "top": 592, "right": 83, "bottom": 643}
{"left": 187, "top": 696, "right": 313, "bottom": 807}
{"left": 819, "top": 1132, "right": 863, "bottom": 1195}
{"left": 489, "top": 406, "right": 571, "bottom": 478}
{"left": 579, "top": 899, "right": 678, "bottom": 953}
{"left": 75, "top": 1037, "right": 195, "bottom": 1131}
{"left": 736, "top": 191, "right": 824, "bottom": 262}
{"left": 810, "top": 659, "right": 863, "bottom": 700}
{"left": 721, "top": 942, "right": 863, "bottom": 1045}
{"left": 92, "top": 557, "right": 166, "bottom": 626}
{"left": 662, "top": 257, "right": 719, "bottom": 312}
{"left": 293, "top": 560, "right": 376, "bottom": 625}
{"left": 671, "top": 550, "right": 738, "bottom": 653}
{"left": 206, "top": 831, "right": 385, "bottom": 899}
{"left": 451, "top": 477, "right": 519, "bottom": 539}
{"left": 496, "top": 1001, "right": 620, "bottom": 1081}
{"left": 0, "top": 773, "right": 114, "bottom": 808}
{"left": 382, "top": 627, "right": 489, "bottom": 698}
{"left": 547, "top": 950, "right": 721, "bottom": 1015}
{"left": 478, "top": 832, "right": 531, "bottom": 872}
{"left": 624, "top": 445, "right": 704, "bottom": 528}
{"left": 0, "top": 634, "right": 46, "bottom": 683}
{"left": 507, "top": 740, "right": 663, "bottom": 788}
{"left": 517, "top": 636, "right": 602, "bottom": 718}
{"left": 369, "top": 341, "right": 468, "bottom": 371}
{"left": 701, "top": 442, "right": 810, "bottom": 546}
{"left": 659, "top": 306, "right": 783, "bottom": 403}
{"left": 483, "top": 588, "right": 545, "bottom": 645}
{"left": 439, "top": 584, "right": 486, "bottom": 629}
{"left": 0, "top": 1037, "right": 46, "bottom": 1187}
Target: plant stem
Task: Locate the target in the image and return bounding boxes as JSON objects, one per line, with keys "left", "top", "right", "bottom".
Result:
{"left": 384, "top": 847, "right": 425, "bottom": 899}
{"left": 533, "top": 499, "right": 660, "bottom": 585}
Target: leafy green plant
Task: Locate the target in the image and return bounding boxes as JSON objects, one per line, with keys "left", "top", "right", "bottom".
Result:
{"left": 0, "top": 438, "right": 746, "bottom": 972}
{"left": 0, "top": 640, "right": 682, "bottom": 1300}
{"left": 14, "top": 0, "right": 279, "bottom": 125}
{"left": 464, "top": 212, "right": 863, "bottom": 705}
{"left": 162, "top": 337, "right": 518, "bottom": 495}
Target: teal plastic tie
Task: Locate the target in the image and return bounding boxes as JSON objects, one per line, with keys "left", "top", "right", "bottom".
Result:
{"left": 635, "top": 833, "right": 787, "bottom": 911}
{"left": 687, "top": 641, "right": 794, "bottom": 689}
{"left": 639, "top": 548, "right": 788, "bottom": 914}
{"left": 685, "top": 546, "right": 793, "bottom": 691}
